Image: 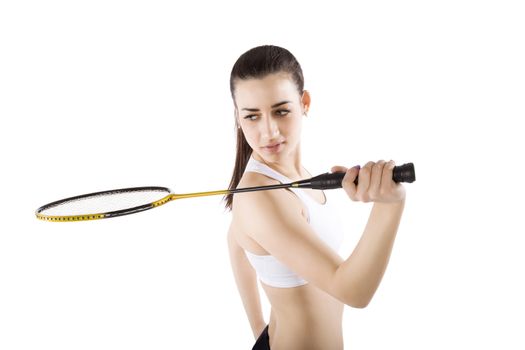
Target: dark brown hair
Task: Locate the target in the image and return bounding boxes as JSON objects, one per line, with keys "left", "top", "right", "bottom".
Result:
{"left": 222, "top": 45, "right": 305, "bottom": 212}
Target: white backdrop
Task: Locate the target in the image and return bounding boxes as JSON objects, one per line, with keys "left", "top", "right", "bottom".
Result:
{"left": 1, "top": 1, "right": 524, "bottom": 349}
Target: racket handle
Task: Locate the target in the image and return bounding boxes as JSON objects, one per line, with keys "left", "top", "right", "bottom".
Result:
{"left": 296, "top": 163, "right": 416, "bottom": 190}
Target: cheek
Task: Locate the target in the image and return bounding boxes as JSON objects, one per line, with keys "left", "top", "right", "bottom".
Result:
{"left": 241, "top": 126, "right": 258, "bottom": 146}
{"left": 284, "top": 117, "right": 302, "bottom": 135}
{"left": 242, "top": 125, "right": 257, "bottom": 137}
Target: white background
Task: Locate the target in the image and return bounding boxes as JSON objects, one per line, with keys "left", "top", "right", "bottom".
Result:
{"left": 1, "top": 1, "right": 524, "bottom": 349}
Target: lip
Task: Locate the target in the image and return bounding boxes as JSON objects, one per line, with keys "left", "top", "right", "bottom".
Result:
{"left": 265, "top": 142, "right": 283, "bottom": 148}
{"left": 263, "top": 141, "right": 284, "bottom": 153}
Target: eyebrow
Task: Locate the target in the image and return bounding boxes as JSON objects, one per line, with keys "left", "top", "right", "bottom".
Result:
{"left": 241, "top": 100, "right": 291, "bottom": 112}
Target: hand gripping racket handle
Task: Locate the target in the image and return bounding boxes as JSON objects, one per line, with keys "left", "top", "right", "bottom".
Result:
{"left": 295, "top": 162, "right": 416, "bottom": 190}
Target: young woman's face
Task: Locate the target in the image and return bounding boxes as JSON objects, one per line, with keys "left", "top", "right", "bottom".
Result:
{"left": 233, "top": 72, "right": 309, "bottom": 161}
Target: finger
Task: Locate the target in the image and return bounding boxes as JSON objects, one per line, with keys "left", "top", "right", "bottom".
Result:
{"left": 331, "top": 165, "right": 348, "bottom": 173}
{"left": 369, "top": 160, "right": 386, "bottom": 201}
{"left": 342, "top": 165, "right": 360, "bottom": 200}
{"left": 381, "top": 160, "right": 396, "bottom": 189}
{"left": 356, "top": 161, "right": 375, "bottom": 202}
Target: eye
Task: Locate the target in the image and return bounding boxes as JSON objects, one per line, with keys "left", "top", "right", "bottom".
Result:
{"left": 243, "top": 109, "right": 289, "bottom": 121}
{"left": 275, "top": 109, "right": 290, "bottom": 116}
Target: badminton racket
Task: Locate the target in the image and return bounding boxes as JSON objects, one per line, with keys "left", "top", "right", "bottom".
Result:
{"left": 35, "top": 162, "right": 415, "bottom": 222}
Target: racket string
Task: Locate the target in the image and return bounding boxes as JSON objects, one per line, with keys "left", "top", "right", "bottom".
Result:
{"left": 39, "top": 189, "right": 171, "bottom": 216}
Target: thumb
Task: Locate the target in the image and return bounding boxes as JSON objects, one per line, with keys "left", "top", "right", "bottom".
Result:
{"left": 331, "top": 165, "right": 348, "bottom": 173}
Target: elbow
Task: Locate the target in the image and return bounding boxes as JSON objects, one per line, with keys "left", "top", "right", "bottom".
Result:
{"left": 332, "top": 269, "right": 372, "bottom": 308}
{"left": 350, "top": 298, "right": 370, "bottom": 309}
{"left": 340, "top": 290, "right": 372, "bottom": 309}
{"left": 344, "top": 296, "right": 370, "bottom": 309}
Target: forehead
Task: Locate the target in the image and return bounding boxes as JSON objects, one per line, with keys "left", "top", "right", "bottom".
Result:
{"left": 234, "top": 73, "right": 299, "bottom": 107}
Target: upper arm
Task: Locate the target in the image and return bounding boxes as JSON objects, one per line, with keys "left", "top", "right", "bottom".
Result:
{"left": 233, "top": 176, "right": 346, "bottom": 302}
{"left": 227, "top": 222, "right": 255, "bottom": 278}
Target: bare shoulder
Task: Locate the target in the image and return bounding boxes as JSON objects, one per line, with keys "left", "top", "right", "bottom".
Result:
{"left": 232, "top": 171, "right": 304, "bottom": 222}
{"left": 230, "top": 172, "right": 305, "bottom": 256}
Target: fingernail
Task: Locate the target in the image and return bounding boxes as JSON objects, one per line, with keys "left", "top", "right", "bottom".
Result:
{"left": 353, "top": 165, "right": 361, "bottom": 170}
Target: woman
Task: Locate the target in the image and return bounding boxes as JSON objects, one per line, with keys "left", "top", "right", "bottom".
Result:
{"left": 223, "top": 45, "right": 406, "bottom": 350}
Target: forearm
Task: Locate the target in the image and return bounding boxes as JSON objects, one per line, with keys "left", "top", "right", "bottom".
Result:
{"left": 237, "top": 269, "right": 266, "bottom": 338}
{"left": 229, "top": 242, "right": 265, "bottom": 333}
{"left": 227, "top": 233, "right": 266, "bottom": 337}
{"left": 335, "top": 199, "right": 405, "bottom": 307}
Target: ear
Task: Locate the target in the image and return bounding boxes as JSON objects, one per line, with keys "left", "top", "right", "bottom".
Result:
{"left": 301, "top": 90, "right": 311, "bottom": 114}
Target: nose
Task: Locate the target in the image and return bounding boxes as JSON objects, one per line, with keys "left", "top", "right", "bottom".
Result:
{"left": 261, "top": 115, "right": 280, "bottom": 139}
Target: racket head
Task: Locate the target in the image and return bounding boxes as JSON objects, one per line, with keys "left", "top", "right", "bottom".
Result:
{"left": 36, "top": 186, "right": 173, "bottom": 222}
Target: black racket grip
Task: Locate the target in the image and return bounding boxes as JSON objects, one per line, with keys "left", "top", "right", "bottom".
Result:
{"left": 297, "top": 163, "right": 416, "bottom": 190}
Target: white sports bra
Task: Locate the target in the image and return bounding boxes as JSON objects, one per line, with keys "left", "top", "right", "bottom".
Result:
{"left": 242, "top": 155, "right": 345, "bottom": 288}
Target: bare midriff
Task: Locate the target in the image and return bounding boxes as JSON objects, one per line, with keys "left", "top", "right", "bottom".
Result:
{"left": 262, "top": 281, "right": 344, "bottom": 350}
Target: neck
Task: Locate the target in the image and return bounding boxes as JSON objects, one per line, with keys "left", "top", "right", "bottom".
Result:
{"left": 251, "top": 144, "right": 307, "bottom": 181}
